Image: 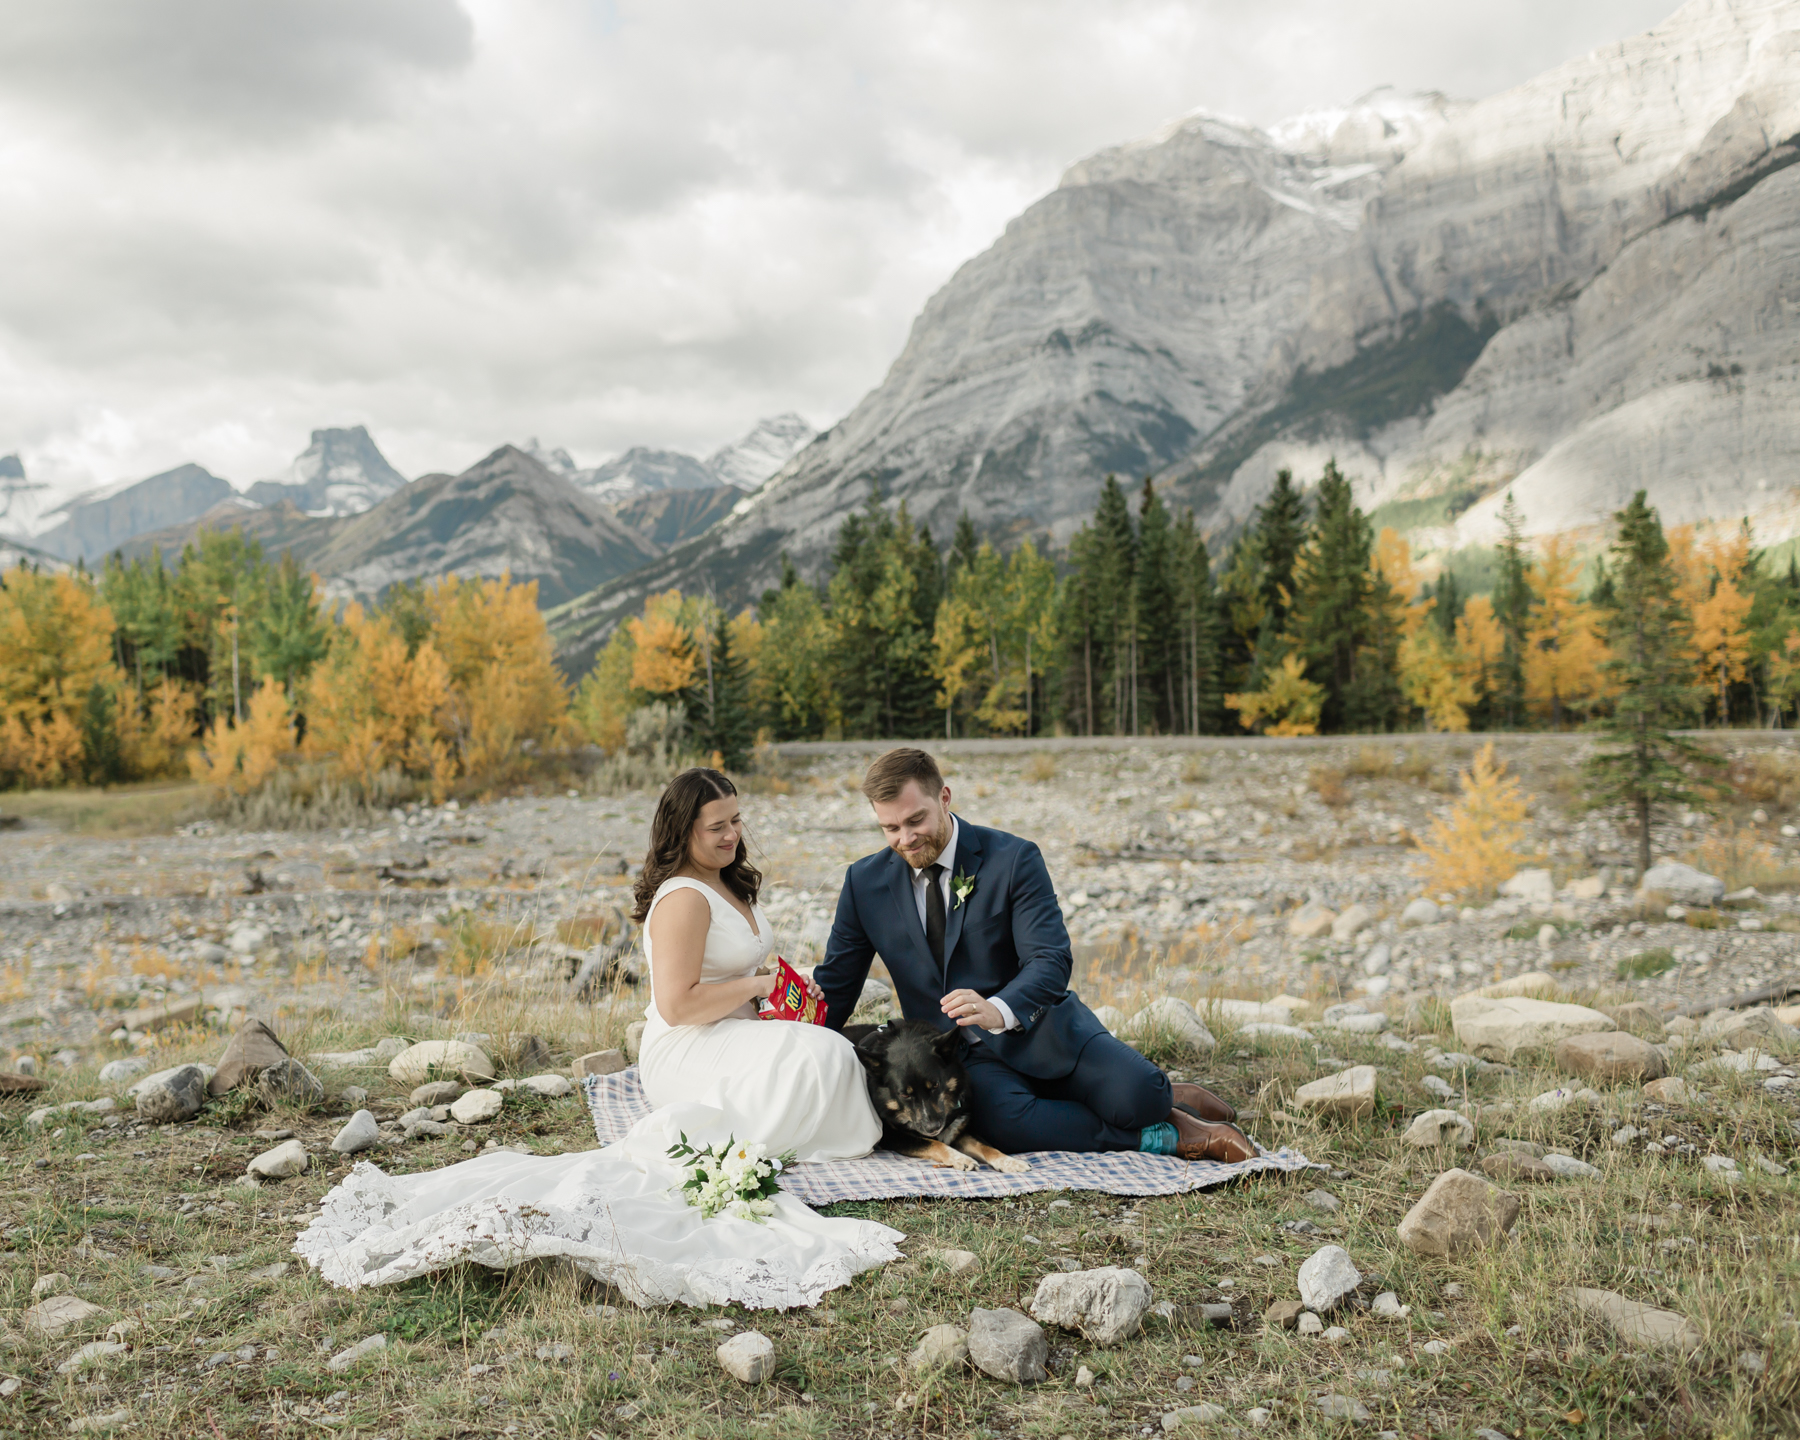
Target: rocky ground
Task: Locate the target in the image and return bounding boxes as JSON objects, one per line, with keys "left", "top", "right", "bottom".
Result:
{"left": 0, "top": 733, "right": 1795, "bottom": 1438}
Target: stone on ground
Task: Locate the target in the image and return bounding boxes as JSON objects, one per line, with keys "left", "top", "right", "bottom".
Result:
{"left": 1567, "top": 1287, "right": 1702, "bottom": 1351}
{"left": 257, "top": 1057, "right": 325, "bottom": 1108}
{"left": 1264, "top": 1299, "right": 1303, "bottom": 1330}
{"left": 410, "top": 1080, "right": 465, "bottom": 1106}
{"left": 330, "top": 1110, "right": 380, "bottom": 1154}
{"left": 247, "top": 1139, "right": 309, "bottom": 1180}
{"left": 927, "top": 1248, "right": 979, "bottom": 1275}
{"left": 1499, "top": 868, "right": 1554, "bottom": 904}
{"left": 967, "top": 1307, "right": 1049, "bottom": 1382}
{"left": 67, "top": 1410, "right": 131, "bottom": 1433}
{"left": 56, "top": 1341, "right": 128, "bottom": 1375}
{"left": 1450, "top": 995, "right": 1614, "bottom": 1060}
{"left": 1704, "top": 1007, "right": 1800, "bottom": 1056}
{"left": 521, "top": 1073, "right": 573, "bottom": 1097}
{"left": 1162, "top": 1403, "right": 1229, "bottom": 1429}
{"left": 1600, "top": 1002, "right": 1667, "bottom": 1043}
{"left": 388, "top": 1040, "right": 495, "bottom": 1088}
{"left": 1541, "top": 1153, "right": 1603, "bottom": 1179}
{"left": 1642, "top": 1077, "right": 1692, "bottom": 1104}
{"left": 1123, "top": 998, "right": 1216, "bottom": 1053}
{"left": 1400, "top": 898, "right": 1442, "bottom": 927}
{"left": 1296, "top": 1246, "right": 1360, "bottom": 1312}
{"left": 1371, "top": 1291, "right": 1410, "bottom": 1319}
{"left": 1401, "top": 1109, "right": 1475, "bottom": 1149}
{"left": 1315, "top": 1394, "right": 1372, "bottom": 1421}
{"left": 1554, "top": 1031, "right": 1667, "bottom": 1084}
{"left": 1286, "top": 901, "right": 1335, "bottom": 939}
{"left": 572, "top": 1049, "right": 628, "bottom": 1078}
{"left": 1468, "top": 971, "right": 1559, "bottom": 999}
{"left": 1397, "top": 1168, "right": 1522, "bottom": 1256}
{"left": 1296, "top": 1311, "right": 1323, "bottom": 1334}
{"left": 209, "top": 1019, "right": 291, "bottom": 1095}
{"left": 24, "top": 1295, "right": 105, "bottom": 1335}
{"left": 450, "top": 1089, "right": 504, "bottom": 1123}
{"left": 1294, "top": 1066, "right": 1378, "bottom": 1119}
{"left": 327, "top": 1334, "right": 387, "bottom": 1372}
{"left": 1637, "top": 863, "right": 1724, "bottom": 907}
{"left": 1030, "top": 1266, "right": 1152, "bottom": 1345}
{"left": 716, "top": 1331, "right": 776, "bottom": 1383}
{"left": 1479, "top": 1151, "right": 1557, "bottom": 1183}
{"left": 97, "top": 1057, "right": 148, "bottom": 1085}
{"left": 133, "top": 1064, "right": 209, "bottom": 1123}
{"left": 909, "top": 1324, "right": 969, "bottom": 1371}
{"left": 1330, "top": 903, "right": 1374, "bottom": 941}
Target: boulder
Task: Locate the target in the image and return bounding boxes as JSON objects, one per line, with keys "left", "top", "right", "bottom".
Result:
{"left": 450, "top": 1089, "right": 504, "bottom": 1124}
{"left": 716, "top": 1331, "right": 776, "bottom": 1383}
{"left": 374, "top": 1037, "right": 410, "bottom": 1061}
{"left": 1287, "top": 902, "right": 1336, "bottom": 940}
{"left": 1703, "top": 1007, "right": 1800, "bottom": 1056}
{"left": 1296, "top": 1245, "right": 1360, "bottom": 1311}
{"left": 1294, "top": 1066, "right": 1378, "bottom": 1119}
{"left": 909, "top": 1324, "right": 969, "bottom": 1372}
{"left": 967, "top": 1307, "right": 1048, "bottom": 1383}
{"left": 1450, "top": 995, "right": 1613, "bottom": 1060}
{"left": 1123, "top": 998, "right": 1216, "bottom": 1054}
{"left": 248, "top": 1139, "right": 310, "bottom": 1180}
{"left": 1499, "top": 868, "right": 1555, "bottom": 904}
{"left": 257, "top": 1058, "right": 325, "bottom": 1108}
{"left": 1090, "top": 1005, "right": 1126, "bottom": 1034}
{"left": 22, "top": 1295, "right": 105, "bottom": 1336}
{"left": 522, "top": 1073, "right": 574, "bottom": 1098}
{"left": 1638, "top": 863, "right": 1724, "bottom": 907}
{"left": 134, "top": 1064, "right": 208, "bottom": 1123}
{"left": 1399, "top": 898, "right": 1442, "bottom": 928}
{"left": 1642, "top": 1077, "right": 1691, "bottom": 1104}
{"left": 387, "top": 1040, "right": 495, "bottom": 1088}
{"left": 1554, "top": 1031, "right": 1666, "bottom": 1084}
{"left": 210, "top": 1020, "right": 293, "bottom": 1095}
{"left": 1567, "top": 1287, "right": 1702, "bottom": 1351}
{"left": 1330, "top": 904, "right": 1375, "bottom": 942}
{"left": 1478, "top": 1151, "right": 1556, "bottom": 1183}
{"left": 1396, "top": 1168, "right": 1522, "bottom": 1256}
{"left": 1467, "top": 971, "right": 1560, "bottom": 999}
{"left": 1401, "top": 1109, "right": 1475, "bottom": 1149}
{"left": 330, "top": 1110, "right": 381, "bottom": 1155}
{"left": 1029, "top": 1266, "right": 1152, "bottom": 1346}
{"left": 97, "top": 1057, "right": 149, "bottom": 1086}
{"left": 572, "top": 1050, "right": 628, "bottom": 1079}
{"left": 409, "top": 1080, "right": 465, "bottom": 1106}
{"left": 1600, "top": 1002, "right": 1668, "bottom": 1043}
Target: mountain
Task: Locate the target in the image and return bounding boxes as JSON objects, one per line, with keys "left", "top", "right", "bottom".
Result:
{"left": 242, "top": 426, "right": 407, "bottom": 516}
{"left": 549, "top": 0, "right": 1800, "bottom": 666}
{"left": 611, "top": 485, "right": 744, "bottom": 550}
{"left": 33, "top": 463, "right": 237, "bottom": 562}
{"left": 116, "top": 498, "right": 341, "bottom": 570}
{"left": 0, "top": 454, "right": 63, "bottom": 541}
{"left": 303, "top": 445, "right": 662, "bottom": 610}
{"left": 578, "top": 447, "right": 720, "bottom": 506}
{"left": 705, "top": 413, "right": 818, "bottom": 490}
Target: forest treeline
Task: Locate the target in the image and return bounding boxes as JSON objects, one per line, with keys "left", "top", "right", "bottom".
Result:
{"left": 2, "top": 463, "right": 1796, "bottom": 799}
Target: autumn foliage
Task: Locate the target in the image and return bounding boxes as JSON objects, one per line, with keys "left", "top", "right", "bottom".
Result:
{"left": 1415, "top": 742, "right": 1535, "bottom": 897}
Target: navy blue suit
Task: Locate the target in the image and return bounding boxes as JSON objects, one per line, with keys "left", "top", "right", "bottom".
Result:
{"left": 815, "top": 820, "right": 1170, "bottom": 1153}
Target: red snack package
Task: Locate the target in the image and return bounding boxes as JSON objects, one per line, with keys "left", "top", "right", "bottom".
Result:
{"left": 757, "top": 955, "right": 829, "bottom": 1026}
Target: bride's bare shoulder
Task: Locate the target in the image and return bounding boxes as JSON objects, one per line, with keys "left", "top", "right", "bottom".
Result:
{"left": 649, "top": 880, "right": 711, "bottom": 924}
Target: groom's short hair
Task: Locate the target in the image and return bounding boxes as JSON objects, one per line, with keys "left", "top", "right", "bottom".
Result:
{"left": 861, "top": 747, "right": 943, "bottom": 804}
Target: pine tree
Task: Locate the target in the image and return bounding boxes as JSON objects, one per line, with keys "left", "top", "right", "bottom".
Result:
{"left": 948, "top": 512, "right": 980, "bottom": 579}
{"left": 1583, "top": 490, "right": 1713, "bottom": 876}
{"left": 1253, "top": 469, "right": 1307, "bottom": 639}
{"left": 1428, "top": 568, "right": 1461, "bottom": 641}
{"left": 1171, "top": 508, "right": 1222, "bottom": 733}
{"left": 1133, "top": 480, "right": 1180, "bottom": 733}
{"left": 1288, "top": 461, "right": 1382, "bottom": 731}
{"left": 1091, "top": 476, "right": 1138, "bottom": 733}
{"left": 1056, "top": 524, "right": 1106, "bottom": 735}
{"left": 1493, "top": 492, "right": 1532, "bottom": 727}
{"left": 825, "top": 496, "right": 938, "bottom": 738}
{"left": 701, "top": 606, "right": 754, "bottom": 769}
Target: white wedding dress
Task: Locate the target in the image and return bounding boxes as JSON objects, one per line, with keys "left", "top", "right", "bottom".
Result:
{"left": 292, "top": 877, "right": 896, "bottom": 1308}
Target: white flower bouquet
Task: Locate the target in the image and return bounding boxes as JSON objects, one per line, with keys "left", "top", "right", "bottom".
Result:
{"left": 666, "top": 1133, "right": 795, "bottom": 1223}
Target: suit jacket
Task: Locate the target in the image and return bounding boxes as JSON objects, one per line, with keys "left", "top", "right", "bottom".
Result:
{"left": 814, "top": 820, "right": 1105, "bottom": 1079}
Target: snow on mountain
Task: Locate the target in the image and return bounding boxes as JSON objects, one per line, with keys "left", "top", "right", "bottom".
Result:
{"left": 705, "top": 413, "right": 818, "bottom": 490}
{"left": 243, "top": 426, "right": 407, "bottom": 517}
{"left": 0, "top": 455, "right": 65, "bottom": 541}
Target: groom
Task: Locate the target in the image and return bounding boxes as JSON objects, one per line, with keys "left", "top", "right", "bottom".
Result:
{"left": 815, "top": 747, "right": 1255, "bottom": 1162}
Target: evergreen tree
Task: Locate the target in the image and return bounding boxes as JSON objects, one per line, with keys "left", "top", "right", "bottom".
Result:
{"left": 1133, "top": 480, "right": 1181, "bottom": 733}
{"left": 1252, "top": 468, "right": 1307, "bottom": 641}
{"left": 1090, "top": 476, "right": 1138, "bottom": 733}
{"left": 757, "top": 554, "right": 802, "bottom": 619}
{"left": 1288, "top": 461, "right": 1379, "bottom": 731}
{"left": 1428, "top": 568, "right": 1461, "bottom": 642}
{"left": 825, "top": 496, "right": 939, "bottom": 738}
{"left": 700, "top": 606, "right": 754, "bottom": 769}
{"left": 1493, "top": 492, "right": 1532, "bottom": 727}
{"left": 1171, "top": 508, "right": 1223, "bottom": 733}
{"left": 1583, "top": 490, "right": 1712, "bottom": 876}
{"left": 948, "top": 512, "right": 980, "bottom": 579}
{"left": 1056, "top": 524, "right": 1106, "bottom": 735}
{"left": 1586, "top": 553, "right": 1617, "bottom": 609}
{"left": 249, "top": 552, "right": 329, "bottom": 693}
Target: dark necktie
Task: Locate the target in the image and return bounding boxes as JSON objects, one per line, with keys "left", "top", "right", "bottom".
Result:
{"left": 924, "top": 862, "right": 946, "bottom": 970}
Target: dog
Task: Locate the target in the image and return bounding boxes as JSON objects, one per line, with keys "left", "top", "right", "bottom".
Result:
{"left": 843, "top": 1019, "right": 1029, "bottom": 1174}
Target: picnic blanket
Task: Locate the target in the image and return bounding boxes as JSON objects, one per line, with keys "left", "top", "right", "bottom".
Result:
{"left": 583, "top": 1068, "right": 1315, "bottom": 1205}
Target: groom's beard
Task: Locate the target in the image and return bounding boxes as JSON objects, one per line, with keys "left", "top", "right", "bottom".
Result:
{"left": 897, "top": 812, "right": 952, "bottom": 870}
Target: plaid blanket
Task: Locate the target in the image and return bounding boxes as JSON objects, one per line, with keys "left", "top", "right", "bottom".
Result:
{"left": 582, "top": 1069, "right": 1316, "bottom": 1205}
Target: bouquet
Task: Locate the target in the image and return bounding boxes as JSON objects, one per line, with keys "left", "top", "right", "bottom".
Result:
{"left": 666, "top": 1133, "right": 795, "bottom": 1223}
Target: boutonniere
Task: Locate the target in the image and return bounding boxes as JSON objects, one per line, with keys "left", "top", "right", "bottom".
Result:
{"left": 951, "top": 869, "right": 976, "bottom": 909}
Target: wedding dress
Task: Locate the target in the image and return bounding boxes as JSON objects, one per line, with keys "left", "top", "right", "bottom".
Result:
{"left": 292, "top": 877, "right": 897, "bottom": 1308}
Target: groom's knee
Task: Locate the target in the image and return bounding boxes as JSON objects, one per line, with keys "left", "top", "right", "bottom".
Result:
{"left": 1079, "top": 1038, "right": 1171, "bottom": 1130}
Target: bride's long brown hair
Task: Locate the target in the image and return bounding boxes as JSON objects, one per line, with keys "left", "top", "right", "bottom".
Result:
{"left": 630, "top": 767, "right": 763, "bottom": 923}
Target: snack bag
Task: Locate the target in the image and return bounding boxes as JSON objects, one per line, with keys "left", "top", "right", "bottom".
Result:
{"left": 758, "top": 955, "right": 829, "bottom": 1026}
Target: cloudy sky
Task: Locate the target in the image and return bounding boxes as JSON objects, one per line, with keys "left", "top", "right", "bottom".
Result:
{"left": 0, "top": 0, "right": 1678, "bottom": 499}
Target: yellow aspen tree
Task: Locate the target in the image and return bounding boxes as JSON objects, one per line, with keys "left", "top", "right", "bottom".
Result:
{"left": 1524, "top": 534, "right": 1610, "bottom": 727}
{"left": 1373, "top": 528, "right": 1433, "bottom": 640}
{"left": 189, "top": 677, "right": 296, "bottom": 794}
{"left": 302, "top": 604, "right": 452, "bottom": 794}
{"left": 627, "top": 590, "right": 699, "bottom": 696}
{"left": 573, "top": 628, "right": 636, "bottom": 753}
{"left": 1453, "top": 594, "right": 1505, "bottom": 711}
{"left": 0, "top": 568, "right": 120, "bottom": 787}
{"left": 1226, "top": 653, "right": 1325, "bottom": 736}
{"left": 1400, "top": 627, "right": 1477, "bottom": 731}
{"left": 1687, "top": 528, "right": 1754, "bottom": 721}
{"left": 1415, "top": 742, "right": 1535, "bottom": 896}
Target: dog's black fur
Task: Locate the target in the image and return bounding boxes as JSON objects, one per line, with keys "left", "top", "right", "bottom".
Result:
{"left": 842, "top": 1019, "right": 1028, "bottom": 1173}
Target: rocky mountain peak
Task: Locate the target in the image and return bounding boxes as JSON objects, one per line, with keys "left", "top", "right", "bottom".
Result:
{"left": 705, "top": 413, "right": 818, "bottom": 491}
{"left": 245, "top": 425, "right": 408, "bottom": 517}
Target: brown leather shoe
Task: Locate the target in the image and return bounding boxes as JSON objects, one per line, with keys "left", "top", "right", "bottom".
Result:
{"left": 1170, "top": 1081, "right": 1236, "bottom": 1123}
{"left": 1169, "top": 1108, "right": 1257, "bottom": 1163}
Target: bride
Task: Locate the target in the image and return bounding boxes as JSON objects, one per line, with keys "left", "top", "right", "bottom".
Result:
{"left": 293, "top": 768, "right": 899, "bottom": 1309}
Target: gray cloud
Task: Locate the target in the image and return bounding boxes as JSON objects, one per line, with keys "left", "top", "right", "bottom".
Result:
{"left": 0, "top": 0, "right": 1679, "bottom": 500}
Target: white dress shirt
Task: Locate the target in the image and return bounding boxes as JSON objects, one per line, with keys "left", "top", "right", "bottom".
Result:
{"left": 910, "top": 815, "right": 1018, "bottom": 1037}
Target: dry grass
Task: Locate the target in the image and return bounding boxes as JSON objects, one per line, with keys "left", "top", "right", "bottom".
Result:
{"left": 1025, "top": 753, "right": 1058, "bottom": 784}
{"left": 1729, "top": 750, "right": 1800, "bottom": 811}
{"left": 1346, "top": 744, "right": 1395, "bottom": 779}
{"left": 1309, "top": 765, "right": 1350, "bottom": 807}
{"left": 1682, "top": 825, "right": 1800, "bottom": 893}
{"left": 0, "top": 780, "right": 211, "bottom": 836}
{"left": 1180, "top": 757, "right": 1208, "bottom": 786}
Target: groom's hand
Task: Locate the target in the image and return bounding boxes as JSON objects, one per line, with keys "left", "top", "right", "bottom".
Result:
{"left": 941, "top": 988, "right": 1003, "bottom": 1030}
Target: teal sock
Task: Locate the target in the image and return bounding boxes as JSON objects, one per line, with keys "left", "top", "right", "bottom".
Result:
{"left": 1139, "top": 1121, "right": 1178, "bottom": 1155}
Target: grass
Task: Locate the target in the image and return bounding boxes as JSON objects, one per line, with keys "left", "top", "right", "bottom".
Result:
{"left": 1617, "top": 948, "right": 1679, "bottom": 980}
{"left": 3, "top": 987, "right": 1795, "bottom": 1440}
{"left": 0, "top": 781, "right": 211, "bottom": 836}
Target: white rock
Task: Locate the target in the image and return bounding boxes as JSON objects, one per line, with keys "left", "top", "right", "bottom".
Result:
{"left": 1162, "top": 1403, "right": 1229, "bottom": 1429}
{"left": 1638, "top": 863, "right": 1724, "bottom": 908}
{"left": 716, "top": 1324, "right": 774, "bottom": 1382}
{"left": 908, "top": 1324, "right": 969, "bottom": 1371}
{"left": 967, "top": 1307, "right": 1049, "bottom": 1382}
{"left": 330, "top": 1110, "right": 380, "bottom": 1155}
{"left": 67, "top": 1409, "right": 131, "bottom": 1433}
{"left": 228, "top": 925, "right": 271, "bottom": 955}
{"left": 1450, "top": 995, "right": 1613, "bottom": 1060}
{"left": 450, "top": 1088, "right": 504, "bottom": 1123}
{"left": 1331, "top": 903, "right": 1375, "bottom": 942}
{"left": 1499, "top": 869, "right": 1554, "bottom": 904}
{"left": 1420, "top": 1339, "right": 1453, "bottom": 1356}
{"left": 1703, "top": 1155, "right": 1738, "bottom": 1174}
{"left": 374, "top": 1037, "right": 410, "bottom": 1061}
{"left": 1206, "top": 999, "right": 1295, "bottom": 1025}
{"left": 1566, "top": 1287, "right": 1702, "bottom": 1351}
{"left": 1294, "top": 1066, "right": 1378, "bottom": 1119}
{"left": 926, "top": 1247, "right": 980, "bottom": 1275}
{"left": 1123, "top": 997, "right": 1216, "bottom": 1053}
{"left": 1241, "top": 1022, "right": 1313, "bottom": 1041}
{"left": 1030, "top": 1266, "right": 1152, "bottom": 1346}
{"left": 97, "top": 1058, "right": 148, "bottom": 1085}
{"left": 1372, "top": 1291, "right": 1411, "bottom": 1319}
{"left": 56, "top": 1341, "right": 128, "bottom": 1375}
{"left": 387, "top": 1040, "right": 495, "bottom": 1088}
{"left": 247, "top": 1139, "right": 309, "bottom": 1180}
{"left": 1287, "top": 901, "right": 1336, "bottom": 939}
{"left": 1362, "top": 943, "right": 1391, "bottom": 975}
{"left": 309, "top": 1049, "right": 378, "bottom": 1069}
{"left": 126, "top": 1063, "right": 217, "bottom": 1099}
{"left": 1399, "top": 898, "right": 1441, "bottom": 928}
{"left": 1296, "top": 1245, "right": 1361, "bottom": 1312}
{"left": 1402, "top": 1109, "right": 1475, "bottom": 1149}
{"left": 1541, "top": 1153, "right": 1602, "bottom": 1179}
{"left": 327, "top": 1334, "right": 387, "bottom": 1372}
{"left": 1296, "top": 1311, "right": 1323, "bottom": 1334}
{"left": 1321, "top": 1012, "right": 1387, "bottom": 1034}
{"left": 1091, "top": 1004, "right": 1126, "bottom": 1034}
{"left": 521, "top": 1073, "right": 574, "bottom": 1098}
{"left": 24, "top": 1295, "right": 104, "bottom": 1336}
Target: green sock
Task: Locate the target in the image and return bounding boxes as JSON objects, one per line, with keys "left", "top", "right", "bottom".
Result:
{"left": 1139, "top": 1121, "right": 1178, "bottom": 1155}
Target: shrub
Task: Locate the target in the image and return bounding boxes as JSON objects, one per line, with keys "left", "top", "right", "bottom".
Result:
{"left": 1414, "top": 742, "right": 1535, "bottom": 898}
{"left": 1025, "top": 753, "right": 1057, "bottom": 784}
{"left": 1310, "top": 765, "right": 1349, "bottom": 806}
{"left": 1684, "top": 824, "right": 1800, "bottom": 893}
{"left": 1617, "top": 948, "right": 1676, "bottom": 979}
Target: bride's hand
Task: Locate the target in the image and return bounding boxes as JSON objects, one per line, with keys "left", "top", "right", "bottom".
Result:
{"left": 751, "top": 971, "right": 780, "bottom": 998}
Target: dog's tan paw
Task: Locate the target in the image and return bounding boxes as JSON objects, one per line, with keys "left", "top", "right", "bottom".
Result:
{"left": 986, "top": 1153, "right": 1031, "bottom": 1175}
{"left": 934, "top": 1151, "right": 979, "bottom": 1172}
